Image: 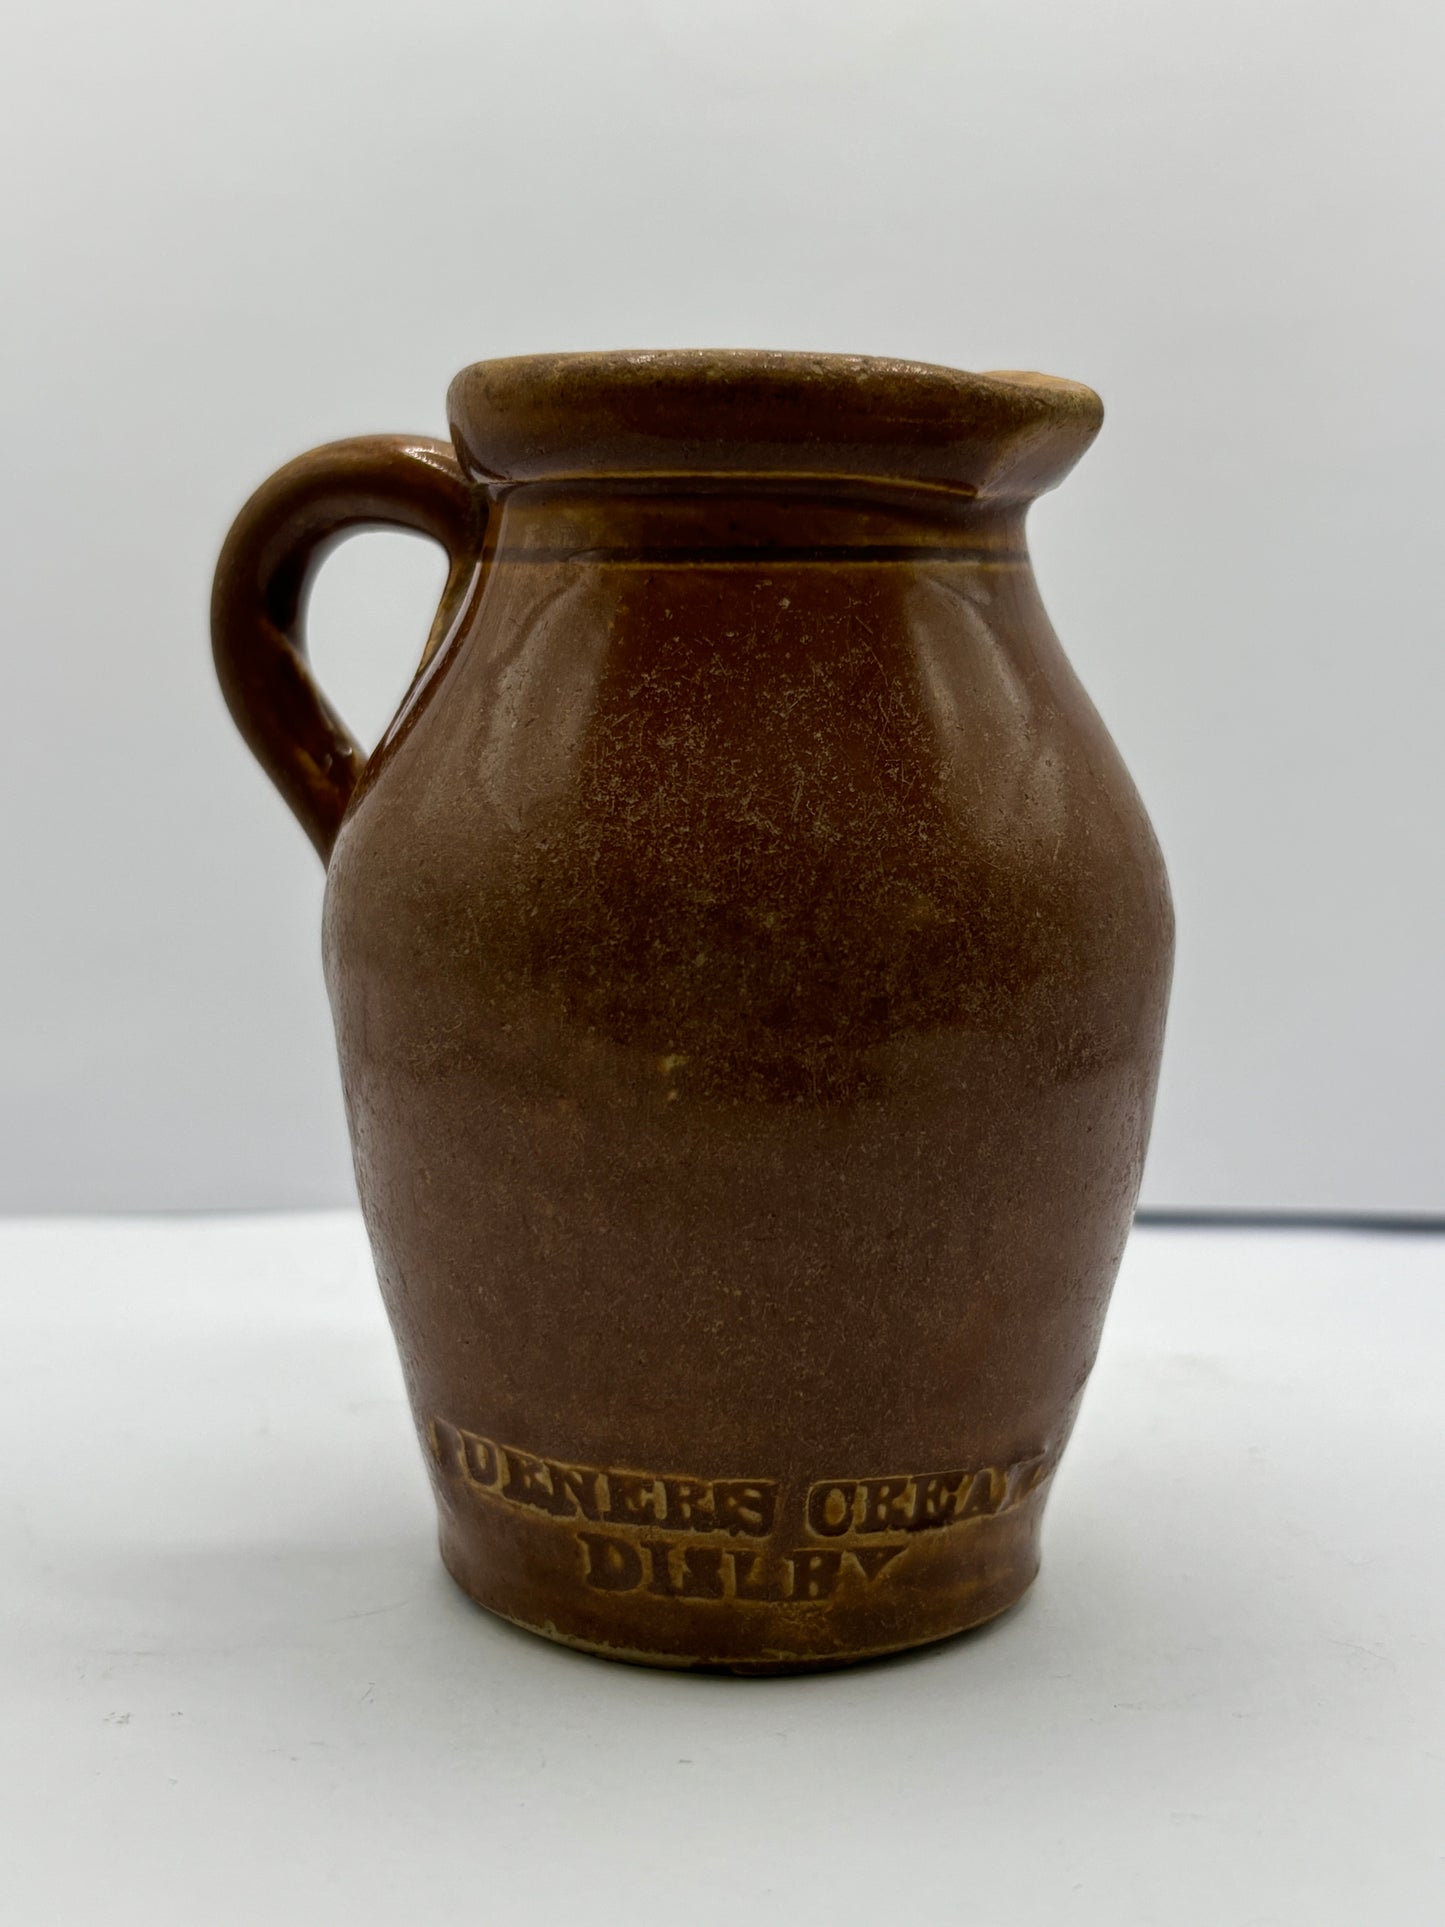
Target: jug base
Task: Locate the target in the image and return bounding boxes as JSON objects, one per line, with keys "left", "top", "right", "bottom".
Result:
{"left": 438, "top": 1537, "right": 1038, "bottom": 1676}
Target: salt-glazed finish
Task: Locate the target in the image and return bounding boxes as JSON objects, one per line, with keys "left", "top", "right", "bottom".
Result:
{"left": 212, "top": 350, "right": 1173, "bottom": 1672}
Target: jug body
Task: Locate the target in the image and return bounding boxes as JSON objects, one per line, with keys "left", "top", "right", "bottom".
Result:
{"left": 214, "top": 352, "right": 1173, "bottom": 1671}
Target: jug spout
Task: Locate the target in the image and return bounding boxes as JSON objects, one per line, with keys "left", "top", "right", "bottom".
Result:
{"left": 446, "top": 349, "right": 1103, "bottom": 504}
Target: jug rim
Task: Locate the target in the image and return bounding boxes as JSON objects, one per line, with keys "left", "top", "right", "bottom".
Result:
{"left": 446, "top": 349, "right": 1102, "bottom": 502}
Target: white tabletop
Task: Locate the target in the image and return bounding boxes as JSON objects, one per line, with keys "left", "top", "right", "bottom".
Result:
{"left": 2, "top": 1213, "right": 1441, "bottom": 1924}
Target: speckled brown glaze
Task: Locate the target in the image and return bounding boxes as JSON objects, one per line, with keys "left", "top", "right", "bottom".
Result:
{"left": 213, "top": 351, "right": 1173, "bottom": 1672}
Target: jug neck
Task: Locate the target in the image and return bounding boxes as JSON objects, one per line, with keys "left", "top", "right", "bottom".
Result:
{"left": 482, "top": 477, "right": 1029, "bottom": 568}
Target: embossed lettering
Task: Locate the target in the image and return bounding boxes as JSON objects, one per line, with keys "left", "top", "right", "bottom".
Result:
{"left": 461, "top": 1431, "right": 502, "bottom": 1490}
{"left": 956, "top": 1467, "right": 1003, "bottom": 1520}
{"left": 911, "top": 1471, "right": 967, "bottom": 1528}
{"left": 678, "top": 1545, "right": 727, "bottom": 1600}
{"left": 730, "top": 1549, "right": 790, "bottom": 1601}
{"left": 802, "top": 1451, "right": 1054, "bottom": 1538}
{"left": 550, "top": 1460, "right": 606, "bottom": 1521}
{"left": 847, "top": 1547, "right": 904, "bottom": 1584}
{"left": 647, "top": 1540, "right": 727, "bottom": 1601}
{"left": 858, "top": 1478, "right": 913, "bottom": 1532}
{"left": 659, "top": 1477, "right": 713, "bottom": 1530}
{"left": 430, "top": 1424, "right": 780, "bottom": 1539}
{"left": 609, "top": 1471, "right": 665, "bottom": 1526}
{"left": 502, "top": 1447, "right": 569, "bottom": 1516}
{"left": 578, "top": 1531, "right": 644, "bottom": 1591}
{"left": 644, "top": 1538, "right": 683, "bottom": 1597}
{"left": 432, "top": 1416, "right": 1054, "bottom": 1608}
{"left": 789, "top": 1550, "right": 844, "bottom": 1600}
{"left": 577, "top": 1537, "right": 875, "bottom": 1603}
{"left": 806, "top": 1482, "right": 856, "bottom": 1537}
{"left": 714, "top": 1480, "right": 776, "bottom": 1537}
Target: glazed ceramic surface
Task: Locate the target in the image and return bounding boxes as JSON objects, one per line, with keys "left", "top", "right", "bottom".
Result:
{"left": 213, "top": 351, "right": 1173, "bottom": 1670}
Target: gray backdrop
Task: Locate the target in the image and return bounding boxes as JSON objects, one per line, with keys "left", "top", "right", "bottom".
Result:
{"left": 2, "top": 0, "right": 1440, "bottom": 1212}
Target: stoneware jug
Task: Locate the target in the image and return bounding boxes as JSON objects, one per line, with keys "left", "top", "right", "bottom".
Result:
{"left": 212, "top": 350, "right": 1173, "bottom": 1672}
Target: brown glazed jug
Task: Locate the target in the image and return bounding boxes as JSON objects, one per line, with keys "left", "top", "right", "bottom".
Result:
{"left": 213, "top": 351, "right": 1172, "bottom": 1672}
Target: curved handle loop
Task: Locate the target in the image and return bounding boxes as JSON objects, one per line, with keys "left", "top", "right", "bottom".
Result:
{"left": 212, "top": 434, "right": 477, "bottom": 863}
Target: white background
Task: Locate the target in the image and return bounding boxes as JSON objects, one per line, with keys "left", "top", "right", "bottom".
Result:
{"left": 2, "top": 0, "right": 1441, "bottom": 1214}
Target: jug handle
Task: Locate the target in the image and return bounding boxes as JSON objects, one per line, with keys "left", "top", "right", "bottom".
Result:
{"left": 211, "top": 434, "right": 477, "bottom": 864}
